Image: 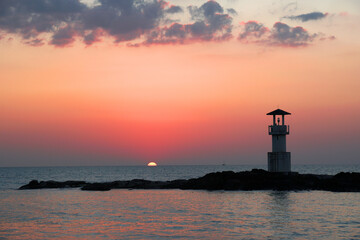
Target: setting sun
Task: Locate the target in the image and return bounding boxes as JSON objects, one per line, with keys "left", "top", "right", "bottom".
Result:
{"left": 147, "top": 162, "right": 157, "bottom": 167}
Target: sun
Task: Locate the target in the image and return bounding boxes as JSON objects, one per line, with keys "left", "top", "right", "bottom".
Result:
{"left": 147, "top": 162, "right": 157, "bottom": 167}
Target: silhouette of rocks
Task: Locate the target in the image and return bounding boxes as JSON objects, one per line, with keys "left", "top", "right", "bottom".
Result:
{"left": 81, "top": 183, "right": 112, "bottom": 191}
{"left": 81, "top": 179, "right": 188, "bottom": 191}
{"left": 19, "top": 180, "right": 86, "bottom": 189}
{"left": 18, "top": 169, "right": 360, "bottom": 192}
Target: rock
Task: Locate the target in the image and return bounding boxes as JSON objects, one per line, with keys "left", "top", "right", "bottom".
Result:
{"left": 19, "top": 180, "right": 87, "bottom": 189}
{"left": 81, "top": 183, "right": 112, "bottom": 191}
{"left": 18, "top": 170, "right": 360, "bottom": 192}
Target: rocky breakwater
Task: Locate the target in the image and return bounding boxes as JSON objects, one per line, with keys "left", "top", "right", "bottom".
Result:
{"left": 19, "top": 169, "right": 360, "bottom": 192}
{"left": 18, "top": 180, "right": 87, "bottom": 189}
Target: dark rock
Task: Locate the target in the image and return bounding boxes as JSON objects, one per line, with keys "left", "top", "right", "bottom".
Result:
{"left": 18, "top": 170, "right": 360, "bottom": 192}
{"left": 81, "top": 183, "right": 111, "bottom": 191}
{"left": 19, "top": 180, "right": 87, "bottom": 189}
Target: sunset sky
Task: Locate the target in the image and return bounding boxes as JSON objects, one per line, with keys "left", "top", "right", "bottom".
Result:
{"left": 0, "top": 0, "right": 359, "bottom": 167}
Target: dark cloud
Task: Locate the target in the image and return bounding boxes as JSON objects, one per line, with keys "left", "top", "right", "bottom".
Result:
{"left": 271, "top": 22, "right": 315, "bottom": 46}
{"left": 284, "top": 12, "right": 328, "bottom": 22}
{"left": 191, "top": 1, "right": 224, "bottom": 19}
{"left": 50, "top": 26, "right": 77, "bottom": 47}
{"left": 0, "top": 0, "right": 180, "bottom": 47}
{"left": 0, "top": 1, "right": 331, "bottom": 48}
{"left": 166, "top": 6, "right": 183, "bottom": 14}
{"left": 238, "top": 21, "right": 268, "bottom": 43}
{"left": 83, "top": 29, "right": 103, "bottom": 45}
{"left": 238, "top": 21, "right": 318, "bottom": 47}
{"left": 227, "top": 8, "right": 238, "bottom": 16}
{"left": 24, "top": 38, "right": 44, "bottom": 47}
{"left": 0, "top": 0, "right": 85, "bottom": 16}
{"left": 0, "top": 0, "right": 84, "bottom": 46}
{"left": 143, "top": 1, "right": 233, "bottom": 45}
{"left": 165, "top": 23, "right": 186, "bottom": 39}
{"left": 0, "top": 0, "right": 86, "bottom": 34}
{"left": 82, "top": 0, "right": 166, "bottom": 43}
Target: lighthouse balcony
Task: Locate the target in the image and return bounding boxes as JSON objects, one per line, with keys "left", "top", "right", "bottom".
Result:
{"left": 268, "top": 125, "right": 289, "bottom": 135}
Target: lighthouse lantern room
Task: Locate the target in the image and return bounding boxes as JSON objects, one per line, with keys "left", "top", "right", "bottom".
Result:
{"left": 267, "top": 109, "right": 291, "bottom": 173}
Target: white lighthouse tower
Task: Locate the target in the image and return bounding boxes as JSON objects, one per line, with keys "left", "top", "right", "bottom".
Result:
{"left": 267, "top": 109, "right": 291, "bottom": 173}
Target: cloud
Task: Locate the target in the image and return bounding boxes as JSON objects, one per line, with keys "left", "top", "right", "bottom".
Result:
{"left": 83, "top": 28, "right": 104, "bottom": 45}
{"left": 50, "top": 26, "right": 77, "bottom": 47}
{"left": 81, "top": 0, "right": 167, "bottom": 43}
{"left": 24, "top": 38, "right": 44, "bottom": 47}
{"left": 238, "top": 21, "right": 319, "bottom": 47}
{"left": 284, "top": 12, "right": 328, "bottom": 22}
{"left": 189, "top": 1, "right": 223, "bottom": 19}
{"left": 0, "top": 0, "right": 179, "bottom": 47}
{"left": 238, "top": 21, "right": 268, "bottom": 43}
{"left": 0, "top": 0, "right": 86, "bottom": 36}
{"left": 143, "top": 1, "right": 233, "bottom": 45}
{"left": 226, "top": 8, "right": 238, "bottom": 16}
{"left": 0, "top": 0, "right": 84, "bottom": 46}
{"left": 0, "top": 0, "right": 332, "bottom": 48}
{"left": 166, "top": 5, "right": 183, "bottom": 14}
{"left": 271, "top": 22, "right": 316, "bottom": 46}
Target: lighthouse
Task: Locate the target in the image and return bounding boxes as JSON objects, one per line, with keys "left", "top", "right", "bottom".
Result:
{"left": 267, "top": 109, "right": 291, "bottom": 173}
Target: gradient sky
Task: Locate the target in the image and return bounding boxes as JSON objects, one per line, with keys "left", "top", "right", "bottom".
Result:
{"left": 0, "top": 0, "right": 359, "bottom": 167}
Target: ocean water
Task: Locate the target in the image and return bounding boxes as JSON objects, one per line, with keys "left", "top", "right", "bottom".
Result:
{"left": 1, "top": 165, "right": 360, "bottom": 239}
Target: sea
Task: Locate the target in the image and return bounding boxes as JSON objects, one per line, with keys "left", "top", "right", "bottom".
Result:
{"left": 1, "top": 164, "right": 360, "bottom": 239}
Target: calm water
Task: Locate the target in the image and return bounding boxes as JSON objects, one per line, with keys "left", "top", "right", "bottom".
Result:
{"left": 1, "top": 165, "right": 360, "bottom": 239}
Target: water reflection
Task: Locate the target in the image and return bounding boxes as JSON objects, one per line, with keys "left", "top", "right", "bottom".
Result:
{"left": 1, "top": 189, "right": 360, "bottom": 239}
{"left": 266, "top": 191, "right": 294, "bottom": 238}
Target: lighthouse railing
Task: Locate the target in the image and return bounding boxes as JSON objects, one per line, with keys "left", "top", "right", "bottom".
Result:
{"left": 268, "top": 125, "right": 290, "bottom": 135}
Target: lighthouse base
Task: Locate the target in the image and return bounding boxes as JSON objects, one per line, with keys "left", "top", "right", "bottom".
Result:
{"left": 268, "top": 152, "right": 291, "bottom": 173}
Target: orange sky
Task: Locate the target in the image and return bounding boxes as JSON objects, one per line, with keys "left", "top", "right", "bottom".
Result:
{"left": 0, "top": 0, "right": 359, "bottom": 166}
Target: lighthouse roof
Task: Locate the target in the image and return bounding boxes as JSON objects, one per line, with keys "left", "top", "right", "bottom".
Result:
{"left": 266, "top": 109, "right": 291, "bottom": 115}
